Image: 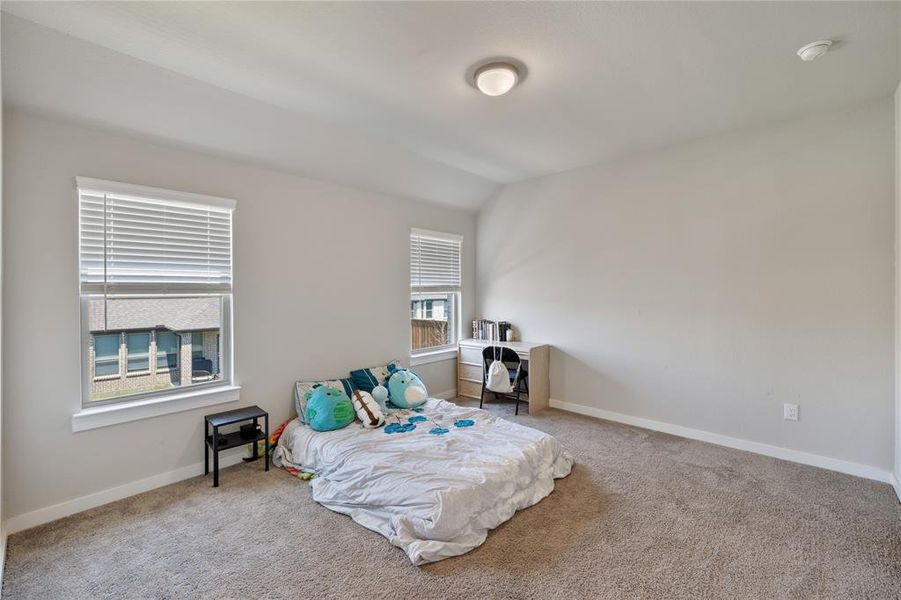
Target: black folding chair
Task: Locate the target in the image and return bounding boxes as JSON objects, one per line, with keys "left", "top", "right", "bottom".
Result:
{"left": 480, "top": 346, "right": 525, "bottom": 415}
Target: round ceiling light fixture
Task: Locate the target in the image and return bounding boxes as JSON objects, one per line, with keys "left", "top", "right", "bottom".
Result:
{"left": 474, "top": 62, "right": 520, "bottom": 96}
{"left": 797, "top": 40, "right": 832, "bottom": 62}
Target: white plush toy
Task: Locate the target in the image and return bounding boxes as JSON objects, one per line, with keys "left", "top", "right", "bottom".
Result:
{"left": 351, "top": 390, "right": 385, "bottom": 428}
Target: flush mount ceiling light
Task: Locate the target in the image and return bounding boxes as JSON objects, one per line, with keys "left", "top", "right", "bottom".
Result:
{"left": 797, "top": 40, "right": 832, "bottom": 62}
{"left": 474, "top": 62, "right": 520, "bottom": 96}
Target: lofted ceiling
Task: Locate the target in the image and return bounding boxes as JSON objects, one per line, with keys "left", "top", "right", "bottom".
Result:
{"left": 2, "top": 1, "right": 898, "bottom": 209}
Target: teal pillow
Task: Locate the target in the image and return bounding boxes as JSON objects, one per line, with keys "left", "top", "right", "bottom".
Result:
{"left": 349, "top": 360, "right": 402, "bottom": 393}
{"left": 304, "top": 385, "right": 355, "bottom": 432}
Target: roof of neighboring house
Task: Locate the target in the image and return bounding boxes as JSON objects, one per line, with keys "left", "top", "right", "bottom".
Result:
{"left": 89, "top": 297, "right": 220, "bottom": 333}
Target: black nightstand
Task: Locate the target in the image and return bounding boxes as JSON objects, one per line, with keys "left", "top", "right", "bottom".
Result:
{"left": 204, "top": 405, "right": 269, "bottom": 487}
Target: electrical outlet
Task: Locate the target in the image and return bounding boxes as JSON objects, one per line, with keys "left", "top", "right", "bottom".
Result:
{"left": 783, "top": 403, "right": 799, "bottom": 421}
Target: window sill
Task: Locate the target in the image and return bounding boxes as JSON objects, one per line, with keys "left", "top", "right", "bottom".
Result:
{"left": 410, "top": 347, "right": 458, "bottom": 366}
{"left": 93, "top": 374, "right": 121, "bottom": 382}
{"left": 73, "top": 384, "right": 241, "bottom": 432}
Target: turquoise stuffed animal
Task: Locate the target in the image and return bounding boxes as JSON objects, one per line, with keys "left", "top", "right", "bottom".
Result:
{"left": 386, "top": 364, "right": 428, "bottom": 409}
{"left": 371, "top": 385, "right": 390, "bottom": 412}
{"left": 304, "top": 385, "right": 355, "bottom": 432}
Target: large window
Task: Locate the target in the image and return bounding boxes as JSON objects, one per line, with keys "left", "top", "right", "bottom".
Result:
{"left": 410, "top": 229, "right": 462, "bottom": 353}
{"left": 79, "top": 178, "right": 235, "bottom": 405}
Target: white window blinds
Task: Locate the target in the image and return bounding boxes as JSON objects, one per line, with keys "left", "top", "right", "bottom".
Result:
{"left": 410, "top": 228, "right": 462, "bottom": 293}
{"left": 77, "top": 177, "right": 235, "bottom": 294}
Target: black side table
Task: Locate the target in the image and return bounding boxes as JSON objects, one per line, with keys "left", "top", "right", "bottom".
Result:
{"left": 204, "top": 405, "right": 269, "bottom": 487}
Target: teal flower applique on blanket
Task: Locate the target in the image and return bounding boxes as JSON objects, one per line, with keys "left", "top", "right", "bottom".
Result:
{"left": 385, "top": 422, "right": 416, "bottom": 434}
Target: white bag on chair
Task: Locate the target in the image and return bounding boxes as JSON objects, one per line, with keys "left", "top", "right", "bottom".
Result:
{"left": 486, "top": 345, "right": 514, "bottom": 394}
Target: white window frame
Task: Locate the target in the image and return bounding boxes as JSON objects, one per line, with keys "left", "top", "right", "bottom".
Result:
{"left": 74, "top": 178, "right": 240, "bottom": 431}
{"left": 410, "top": 228, "right": 462, "bottom": 363}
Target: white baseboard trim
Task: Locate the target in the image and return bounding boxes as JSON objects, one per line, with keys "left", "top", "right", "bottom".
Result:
{"left": 5, "top": 451, "right": 246, "bottom": 535}
{"left": 893, "top": 474, "right": 901, "bottom": 504}
{"left": 434, "top": 389, "right": 457, "bottom": 400}
{"left": 549, "top": 399, "right": 894, "bottom": 485}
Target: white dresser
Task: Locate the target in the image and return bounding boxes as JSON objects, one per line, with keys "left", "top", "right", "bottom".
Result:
{"left": 457, "top": 338, "right": 550, "bottom": 414}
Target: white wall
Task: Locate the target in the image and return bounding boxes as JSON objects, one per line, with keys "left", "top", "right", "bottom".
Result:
{"left": 478, "top": 99, "right": 895, "bottom": 473}
{"left": 1, "top": 111, "right": 474, "bottom": 522}
{"left": 0, "top": 11, "right": 5, "bottom": 572}
{"left": 894, "top": 9, "right": 901, "bottom": 501}
{"left": 895, "top": 80, "right": 901, "bottom": 497}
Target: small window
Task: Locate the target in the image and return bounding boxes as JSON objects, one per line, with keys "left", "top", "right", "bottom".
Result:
{"left": 410, "top": 229, "right": 462, "bottom": 353}
{"left": 94, "top": 334, "right": 120, "bottom": 377}
{"left": 127, "top": 333, "right": 151, "bottom": 373}
{"left": 411, "top": 293, "right": 457, "bottom": 351}
{"left": 192, "top": 334, "right": 204, "bottom": 359}
{"left": 156, "top": 331, "right": 179, "bottom": 370}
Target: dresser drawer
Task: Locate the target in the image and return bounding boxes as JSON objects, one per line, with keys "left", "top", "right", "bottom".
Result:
{"left": 458, "top": 362, "right": 483, "bottom": 382}
{"left": 459, "top": 345, "right": 483, "bottom": 365}
{"left": 458, "top": 378, "right": 483, "bottom": 399}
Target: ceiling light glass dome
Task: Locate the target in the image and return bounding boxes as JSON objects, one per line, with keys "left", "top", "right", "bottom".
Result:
{"left": 475, "top": 63, "right": 519, "bottom": 96}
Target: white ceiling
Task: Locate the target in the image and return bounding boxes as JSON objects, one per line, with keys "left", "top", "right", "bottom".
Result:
{"left": 2, "top": 2, "right": 898, "bottom": 209}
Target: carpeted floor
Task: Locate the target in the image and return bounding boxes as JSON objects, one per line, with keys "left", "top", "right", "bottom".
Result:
{"left": 3, "top": 398, "right": 901, "bottom": 599}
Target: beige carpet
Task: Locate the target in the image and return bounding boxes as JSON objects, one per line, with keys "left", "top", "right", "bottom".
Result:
{"left": 3, "top": 399, "right": 900, "bottom": 599}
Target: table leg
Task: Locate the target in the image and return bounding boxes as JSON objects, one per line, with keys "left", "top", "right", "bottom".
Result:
{"left": 213, "top": 426, "right": 219, "bottom": 488}
{"left": 264, "top": 414, "right": 270, "bottom": 472}
{"left": 252, "top": 417, "right": 259, "bottom": 460}
{"left": 204, "top": 420, "right": 209, "bottom": 476}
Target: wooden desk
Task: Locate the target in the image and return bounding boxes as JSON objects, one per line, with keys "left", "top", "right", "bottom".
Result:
{"left": 457, "top": 339, "right": 550, "bottom": 414}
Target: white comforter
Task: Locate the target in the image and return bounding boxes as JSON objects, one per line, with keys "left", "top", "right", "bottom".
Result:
{"left": 276, "top": 398, "right": 573, "bottom": 565}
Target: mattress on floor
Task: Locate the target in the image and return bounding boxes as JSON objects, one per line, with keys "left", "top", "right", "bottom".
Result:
{"left": 276, "top": 398, "right": 573, "bottom": 565}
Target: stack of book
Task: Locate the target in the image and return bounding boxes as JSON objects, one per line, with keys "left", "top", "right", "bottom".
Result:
{"left": 472, "top": 320, "right": 512, "bottom": 341}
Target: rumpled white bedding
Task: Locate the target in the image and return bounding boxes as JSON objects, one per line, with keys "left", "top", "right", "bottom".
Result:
{"left": 275, "top": 398, "right": 573, "bottom": 565}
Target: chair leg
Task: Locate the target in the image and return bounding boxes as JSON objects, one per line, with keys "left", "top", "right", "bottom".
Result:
{"left": 479, "top": 380, "right": 485, "bottom": 409}
{"left": 515, "top": 384, "right": 521, "bottom": 415}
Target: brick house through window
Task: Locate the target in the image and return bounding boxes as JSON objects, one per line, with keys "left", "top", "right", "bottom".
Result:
{"left": 87, "top": 296, "right": 222, "bottom": 401}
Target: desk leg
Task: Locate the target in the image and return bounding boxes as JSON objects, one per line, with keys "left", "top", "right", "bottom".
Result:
{"left": 204, "top": 421, "right": 209, "bottom": 476}
{"left": 212, "top": 426, "right": 220, "bottom": 488}
{"left": 252, "top": 417, "right": 259, "bottom": 460}
{"left": 264, "top": 414, "right": 270, "bottom": 472}
{"left": 527, "top": 345, "right": 550, "bottom": 414}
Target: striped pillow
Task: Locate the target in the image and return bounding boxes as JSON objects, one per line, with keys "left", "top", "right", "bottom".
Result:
{"left": 294, "top": 378, "right": 356, "bottom": 423}
{"left": 349, "top": 360, "right": 402, "bottom": 393}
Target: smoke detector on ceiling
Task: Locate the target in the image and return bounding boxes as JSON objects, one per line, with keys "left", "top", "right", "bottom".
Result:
{"left": 797, "top": 40, "right": 832, "bottom": 62}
